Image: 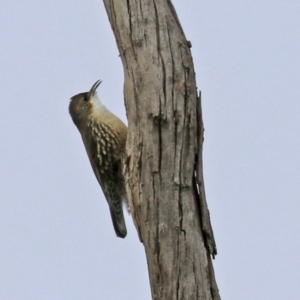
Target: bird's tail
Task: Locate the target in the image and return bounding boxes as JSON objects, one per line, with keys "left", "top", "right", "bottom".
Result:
{"left": 109, "top": 207, "right": 127, "bottom": 238}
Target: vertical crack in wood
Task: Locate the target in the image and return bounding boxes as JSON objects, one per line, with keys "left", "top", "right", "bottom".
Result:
{"left": 126, "top": 0, "right": 132, "bottom": 33}
{"left": 195, "top": 90, "right": 217, "bottom": 258}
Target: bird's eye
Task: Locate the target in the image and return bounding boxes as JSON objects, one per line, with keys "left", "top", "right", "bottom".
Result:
{"left": 83, "top": 95, "right": 88, "bottom": 102}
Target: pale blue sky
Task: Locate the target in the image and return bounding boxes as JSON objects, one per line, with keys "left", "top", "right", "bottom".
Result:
{"left": 1, "top": 1, "right": 299, "bottom": 299}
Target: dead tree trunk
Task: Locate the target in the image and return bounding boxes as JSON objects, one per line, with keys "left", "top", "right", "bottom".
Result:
{"left": 103, "top": 1, "right": 220, "bottom": 299}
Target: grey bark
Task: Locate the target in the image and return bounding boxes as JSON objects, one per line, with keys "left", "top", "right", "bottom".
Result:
{"left": 103, "top": 1, "right": 221, "bottom": 299}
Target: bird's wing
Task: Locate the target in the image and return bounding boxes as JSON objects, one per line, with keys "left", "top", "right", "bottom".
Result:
{"left": 81, "top": 122, "right": 127, "bottom": 238}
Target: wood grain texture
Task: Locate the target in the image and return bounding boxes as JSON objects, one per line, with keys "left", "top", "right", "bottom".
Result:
{"left": 103, "top": 1, "right": 220, "bottom": 299}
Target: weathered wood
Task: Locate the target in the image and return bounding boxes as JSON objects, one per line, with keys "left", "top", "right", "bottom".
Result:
{"left": 103, "top": 1, "right": 220, "bottom": 299}
{"left": 195, "top": 91, "right": 217, "bottom": 258}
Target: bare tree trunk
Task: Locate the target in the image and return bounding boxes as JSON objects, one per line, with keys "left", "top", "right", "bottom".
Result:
{"left": 103, "top": 1, "right": 220, "bottom": 299}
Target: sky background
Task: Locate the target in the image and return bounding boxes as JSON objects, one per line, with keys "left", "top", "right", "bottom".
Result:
{"left": 1, "top": 1, "right": 300, "bottom": 299}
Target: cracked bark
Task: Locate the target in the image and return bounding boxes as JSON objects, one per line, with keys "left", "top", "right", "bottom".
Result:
{"left": 103, "top": 1, "right": 221, "bottom": 299}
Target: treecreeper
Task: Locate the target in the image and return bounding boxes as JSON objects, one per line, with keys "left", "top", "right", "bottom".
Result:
{"left": 69, "top": 80, "right": 128, "bottom": 238}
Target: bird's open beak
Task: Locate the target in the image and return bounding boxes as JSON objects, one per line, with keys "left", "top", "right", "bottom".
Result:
{"left": 88, "top": 79, "right": 102, "bottom": 98}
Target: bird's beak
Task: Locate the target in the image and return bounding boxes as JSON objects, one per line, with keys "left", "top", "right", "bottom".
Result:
{"left": 88, "top": 80, "right": 102, "bottom": 98}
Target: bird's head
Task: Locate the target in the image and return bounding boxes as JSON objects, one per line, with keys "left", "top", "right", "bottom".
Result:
{"left": 69, "top": 80, "right": 103, "bottom": 127}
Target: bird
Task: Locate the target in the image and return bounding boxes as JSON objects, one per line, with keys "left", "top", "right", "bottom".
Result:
{"left": 69, "top": 80, "right": 128, "bottom": 238}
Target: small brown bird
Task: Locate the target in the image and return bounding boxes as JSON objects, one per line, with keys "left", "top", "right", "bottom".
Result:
{"left": 69, "top": 80, "right": 128, "bottom": 238}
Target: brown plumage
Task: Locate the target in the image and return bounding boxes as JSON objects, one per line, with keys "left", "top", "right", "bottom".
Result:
{"left": 69, "top": 80, "right": 127, "bottom": 238}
